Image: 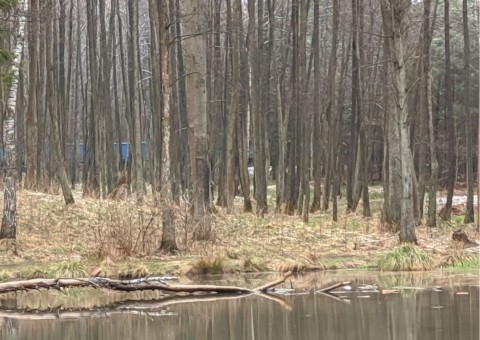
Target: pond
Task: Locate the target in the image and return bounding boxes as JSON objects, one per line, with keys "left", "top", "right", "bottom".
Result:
{"left": 0, "top": 270, "right": 477, "bottom": 340}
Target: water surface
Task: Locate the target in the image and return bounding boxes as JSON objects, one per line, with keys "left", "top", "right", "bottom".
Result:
{"left": 0, "top": 271, "right": 477, "bottom": 340}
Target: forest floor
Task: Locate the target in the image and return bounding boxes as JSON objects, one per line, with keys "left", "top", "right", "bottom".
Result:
{"left": 0, "top": 186, "right": 478, "bottom": 282}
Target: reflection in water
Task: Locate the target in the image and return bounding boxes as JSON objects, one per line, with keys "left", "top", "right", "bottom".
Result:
{"left": 0, "top": 272, "right": 478, "bottom": 340}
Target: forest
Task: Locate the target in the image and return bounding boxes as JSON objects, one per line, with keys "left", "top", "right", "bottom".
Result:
{"left": 0, "top": 0, "right": 478, "bottom": 277}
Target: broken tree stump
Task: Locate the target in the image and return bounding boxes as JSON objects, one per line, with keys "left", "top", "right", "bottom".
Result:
{"left": 452, "top": 229, "right": 479, "bottom": 248}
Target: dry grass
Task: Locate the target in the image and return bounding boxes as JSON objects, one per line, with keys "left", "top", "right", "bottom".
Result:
{"left": 0, "top": 188, "right": 477, "bottom": 280}
{"left": 378, "top": 244, "right": 434, "bottom": 271}
{"left": 189, "top": 257, "right": 225, "bottom": 275}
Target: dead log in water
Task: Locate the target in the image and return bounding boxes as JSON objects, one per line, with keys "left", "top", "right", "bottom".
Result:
{"left": 0, "top": 271, "right": 293, "bottom": 295}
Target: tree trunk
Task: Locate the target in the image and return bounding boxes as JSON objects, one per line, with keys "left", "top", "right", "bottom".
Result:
{"left": 439, "top": 0, "right": 456, "bottom": 221}
{"left": 173, "top": 0, "right": 190, "bottom": 199}
{"left": 347, "top": 0, "right": 360, "bottom": 213}
{"left": 36, "top": 0, "right": 48, "bottom": 191}
{"left": 211, "top": 0, "right": 225, "bottom": 207}
{"left": 380, "top": 0, "right": 416, "bottom": 243}
{"left": 46, "top": 0, "right": 74, "bottom": 205}
{"left": 128, "top": 0, "right": 145, "bottom": 202}
{"left": 224, "top": 0, "right": 240, "bottom": 214}
{"left": 158, "top": 0, "right": 178, "bottom": 252}
{"left": 237, "top": 0, "right": 252, "bottom": 213}
{"left": 310, "top": 0, "right": 322, "bottom": 213}
{"left": 284, "top": 0, "right": 300, "bottom": 216}
{"left": 250, "top": 0, "right": 268, "bottom": 216}
{"left": 25, "top": 0, "right": 37, "bottom": 190}
{"left": 84, "top": 0, "right": 99, "bottom": 196}
{"left": 462, "top": 0, "right": 474, "bottom": 224}
{"left": 1, "top": 0, "right": 27, "bottom": 239}
{"left": 183, "top": 0, "right": 211, "bottom": 240}
{"left": 325, "top": 0, "right": 339, "bottom": 220}
{"left": 298, "top": 1, "right": 310, "bottom": 223}
{"left": 421, "top": 0, "right": 439, "bottom": 228}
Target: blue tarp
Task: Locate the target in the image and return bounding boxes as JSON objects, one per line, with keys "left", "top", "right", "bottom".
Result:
{"left": 78, "top": 142, "right": 147, "bottom": 162}
{"left": 0, "top": 143, "right": 147, "bottom": 162}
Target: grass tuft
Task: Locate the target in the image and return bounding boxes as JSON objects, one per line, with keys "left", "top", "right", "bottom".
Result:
{"left": 45, "top": 261, "right": 88, "bottom": 278}
{"left": 190, "top": 257, "right": 224, "bottom": 275}
{"left": 447, "top": 254, "right": 480, "bottom": 269}
{"left": 442, "top": 246, "right": 480, "bottom": 270}
{"left": 118, "top": 263, "right": 150, "bottom": 279}
{"left": 378, "top": 244, "right": 434, "bottom": 271}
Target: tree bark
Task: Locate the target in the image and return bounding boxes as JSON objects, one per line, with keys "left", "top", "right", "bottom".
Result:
{"left": 237, "top": 0, "right": 252, "bottom": 213}
{"left": 46, "top": 0, "right": 74, "bottom": 205}
{"left": 128, "top": 0, "right": 145, "bottom": 202}
{"left": 224, "top": 0, "right": 241, "bottom": 214}
{"left": 439, "top": 0, "right": 456, "bottom": 221}
{"left": 462, "top": 0, "right": 474, "bottom": 224}
{"left": 347, "top": 0, "right": 361, "bottom": 213}
{"left": 84, "top": 0, "right": 99, "bottom": 196}
{"left": 1, "top": 0, "right": 27, "bottom": 239}
{"left": 310, "top": 0, "right": 322, "bottom": 213}
{"left": 183, "top": 0, "right": 211, "bottom": 240}
{"left": 250, "top": 0, "right": 268, "bottom": 216}
{"left": 284, "top": 0, "right": 300, "bottom": 215}
{"left": 36, "top": 0, "right": 48, "bottom": 191}
{"left": 422, "top": 0, "right": 439, "bottom": 228}
{"left": 325, "top": 0, "right": 340, "bottom": 220}
{"left": 157, "top": 0, "right": 178, "bottom": 252}
{"left": 25, "top": 0, "right": 37, "bottom": 190}
{"left": 380, "top": 0, "right": 416, "bottom": 243}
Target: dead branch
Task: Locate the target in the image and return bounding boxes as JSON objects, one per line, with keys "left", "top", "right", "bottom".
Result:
{"left": 315, "top": 281, "right": 352, "bottom": 303}
{"left": 317, "top": 281, "right": 351, "bottom": 293}
{"left": 255, "top": 271, "right": 293, "bottom": 292}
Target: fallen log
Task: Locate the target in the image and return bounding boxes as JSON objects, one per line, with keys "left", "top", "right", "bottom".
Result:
{"left": 0, "top": 271, "right": 293, "bottom": 295}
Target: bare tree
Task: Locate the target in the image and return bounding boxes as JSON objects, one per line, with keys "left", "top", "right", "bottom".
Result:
{"left": 183, "top": 0, "right": 211, "bottom": 240}
{"left": 1, "top": 0, "right": 27, "bottom": 239}
{"left": 25, "top": 0, "right": 38, "bottom": 190}
{"left": 224, "top": 0, "right": 241, "bottom": 214}
{"left": 462, "top": 0, "right": 474, "bottom": 224}
{"left": 310, "top": 0, "right": 322, "bottom": 213}
{"left": 128, "top": 0, "right": 146, "bottom": 202}
{"left": 380, "top": 0, "right": 416, "bottom": 243}
{"left": 439, "top": 0, "right": 456, "bottom": 221}
{"left": 46, "top": 0, "right": 74, "bottom": 205}
{"left": 250, "top": 0, "right": 268, "bottom": 216}
{"left": 155, "top": 0, "right": 178, "bottom": 252}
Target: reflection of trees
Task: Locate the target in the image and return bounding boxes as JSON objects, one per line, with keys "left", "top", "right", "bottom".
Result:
{"left": 0, "top": 285, "right": 477, "bottom": 340}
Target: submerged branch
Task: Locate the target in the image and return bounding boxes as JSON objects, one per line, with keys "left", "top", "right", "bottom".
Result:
{"left": 316, "top": 281, "right": 352, "bottom": 303}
